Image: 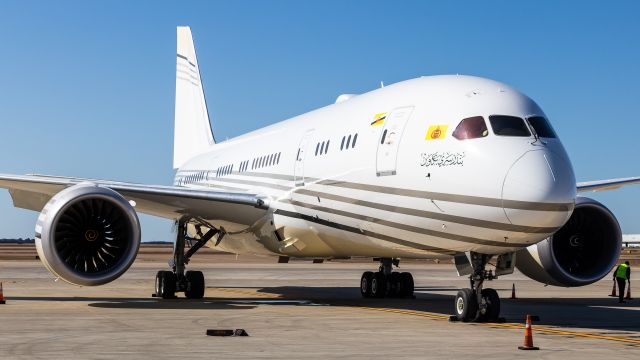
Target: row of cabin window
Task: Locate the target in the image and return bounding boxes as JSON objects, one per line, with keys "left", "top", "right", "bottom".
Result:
{"left": 315, "top": 133, "right": 359, "bottom": 157}
{"left": 183, "top": 171, "right": 205, "bottom": 184}
{"left": 252, "top": 152, "right": 281, "bottom": 170}
{"left": 315, "top": 140, "right": 330, "bottom": 156}
{"left": 340, "top": 133, "right": 358, "bottom": 150}
{"left": 239, "top": 160, "right": 250, "bottom": 172}
{"left": 216, "top": 164, "right": 233, "bottom": 177}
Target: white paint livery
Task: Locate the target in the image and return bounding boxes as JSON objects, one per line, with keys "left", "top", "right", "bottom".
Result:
{"left": 174, "top": 26, "right": 215, "bottom": 169}
{"left": 0, "top": 27, "right": 639, "bottom": 319}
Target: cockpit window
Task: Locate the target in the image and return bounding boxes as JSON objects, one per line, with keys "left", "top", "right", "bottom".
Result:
{"left": 527, "top": 116, "right": 557, "bottom": 138}
{"left": 452, "top": 116, "right": 488, "bottom": 140}
{"left": 489, "top": 115, "right": 531, "bottom": 137}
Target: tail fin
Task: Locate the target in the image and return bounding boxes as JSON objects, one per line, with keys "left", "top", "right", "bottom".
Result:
{"left": 174, "top": 26, "right": 215, "bottom": 169}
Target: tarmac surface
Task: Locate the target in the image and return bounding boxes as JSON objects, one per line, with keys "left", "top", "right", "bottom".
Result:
{"left": 0, "top": 246, "right": 639, "bottom": 359}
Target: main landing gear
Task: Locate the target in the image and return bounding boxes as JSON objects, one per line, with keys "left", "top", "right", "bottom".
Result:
{"left": 454, "top": 252, "right": 501, "bottom": 322}
{"left": 155, "top": 218, "right": 225, "bottom": 299}
{"left": 360, "top": 258, "right": 414, "bottom": 298}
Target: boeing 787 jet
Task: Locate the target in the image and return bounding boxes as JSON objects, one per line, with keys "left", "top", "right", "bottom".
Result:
{"left": 1, "top": 27, "right": 638, "bottom": 322}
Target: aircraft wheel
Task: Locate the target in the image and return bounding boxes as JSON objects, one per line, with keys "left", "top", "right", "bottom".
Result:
{"left": 389, "top": 272, "right": 402, "bottom": 297}
{"left": 454, "top": 288, "right": 478, "bottom": 322}
{"left": 156, "top": 270, "right": 176, "bottom": 299}
{"left": 371, "top": 272, "right": 387, "bottom": 298}
{"left": 185, "top": 270, "right": 205, "bottom": 299}
{"left": 480, "top": 288, "right": 500, "bottom": 321}
{"left": 400, "top": 272, "right": 414, "bottom": 297}
{"left": 360, "top": 271, "right": 374, "bottom": 298}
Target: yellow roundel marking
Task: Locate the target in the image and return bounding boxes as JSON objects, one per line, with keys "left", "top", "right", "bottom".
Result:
{"left": 426, "top": 124, "right": 448, "bottom": 140}
{"left": 371, "top": 112, "right": 387, "bottom": 126}
{"left": 85, "top": 230, "right": 99, "bottom": 241}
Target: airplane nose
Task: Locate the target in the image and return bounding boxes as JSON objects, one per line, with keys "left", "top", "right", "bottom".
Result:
{"left": 502, "top": 150, "right": 576, "bottom": 228}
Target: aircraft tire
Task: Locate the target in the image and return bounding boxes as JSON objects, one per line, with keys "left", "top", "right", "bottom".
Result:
{"left": 360, "top": 271, "right": 374, "bottom": 298}
{"left": 400, "top": 272, "right": 414, "bottom": 297}
{"left": 371, "top": 272, "right": 387, "bottom": 298}
{"left": 454, "top": 288, "right": 477, "bottom": 322}
{"left": 185, "top": 270, "right": 205, "bottom": 299}
{"left": 157, "top": 271, "right": 176, "bottom": 299}
{"left": 481, "top": 288, "right": 500, "bottom": 321}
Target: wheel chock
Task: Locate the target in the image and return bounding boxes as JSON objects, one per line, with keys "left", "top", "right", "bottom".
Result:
{"left": 206, "top": 329, "right": 249, "bottom": 337}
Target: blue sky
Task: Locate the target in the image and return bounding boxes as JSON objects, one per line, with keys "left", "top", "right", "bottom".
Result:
{"left": 0, "top": 1, "right": 638, "bottom": 242}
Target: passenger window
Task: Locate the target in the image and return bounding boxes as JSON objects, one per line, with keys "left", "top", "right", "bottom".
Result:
{"left": 315, "top": 143, "right": 320, "bottom": 156}
{"left": 453, "top": 116, "right": 488, "bottom": 140}
{"left": 352, "top": 133, "right": 358, "bottom": 148}
{"left": 325, "top": 140, "right": 330, "bottom": 154}
{"left": 489, "top": 115, "right": 531, "bottom": 137}
{"left": 346, "top": 134, "right": 352, "bottom": 149}
{"left": 527, "top": 116, "right": 557, "bottom": 138}
{"left": 341, "top": 136, "right": 345, "bottom": 150}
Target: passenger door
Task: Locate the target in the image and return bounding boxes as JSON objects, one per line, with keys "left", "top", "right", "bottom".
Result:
{"left": 293, "top": 130, "right": 315, "bottom": 186}
{"left": 376, "top": 106, "right": 414, "bottom": 176}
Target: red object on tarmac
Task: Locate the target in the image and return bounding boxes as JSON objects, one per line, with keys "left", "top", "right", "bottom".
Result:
{"left": 0, "top": 282, "right": 5, "bottom": 304}
{"left": 625, "top": 283, "right": 632, "bottom": 300}
{"left": 518, "top": 315, "right": 540, "bottom": 350}
{"left": 609, "top": 280, "right": 617, "bottom": 297}
{"left": 511, "top": 283, "right": 517, "bottom": 299}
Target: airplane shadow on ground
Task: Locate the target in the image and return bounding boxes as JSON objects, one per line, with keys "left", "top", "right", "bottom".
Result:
{"left": 9, "top": 286, "right": 639, "bottom": 332}
{"left": 8, "top": 296, "right": 256, "bottom": 310}
{"left": 237, "top": 285, "right": 640, "bottom": 332}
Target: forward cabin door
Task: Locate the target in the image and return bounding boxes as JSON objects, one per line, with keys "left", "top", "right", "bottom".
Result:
{"left": 376, "top": 106, "right": 414, "bottom": 176}
{"left": 293, "top": 130, "right": 315, "bottom": 186}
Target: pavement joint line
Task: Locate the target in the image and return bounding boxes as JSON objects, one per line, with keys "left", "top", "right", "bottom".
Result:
{"left": 213, "top": 288, "right": 640, "bottom": 347}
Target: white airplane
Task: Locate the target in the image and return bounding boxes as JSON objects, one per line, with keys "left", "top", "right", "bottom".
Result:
{"left": 1, "top": 27, "right": 638, "bottom": 322}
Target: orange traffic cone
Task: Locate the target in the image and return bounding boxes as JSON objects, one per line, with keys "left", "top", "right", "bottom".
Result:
{"left": 609, "top": 280, "right": 617, "bottom": 297}
{"left": 0, "top": 282, "right": 5, "bottom": 304}
{"left": 518, "top": 315, "right": 539, "bottom": 350}
{"left": 625, "top": 283, "right": 632, "bottom": 300}
{"left": 511, "top": 283, "right": 517, "bottom": 299}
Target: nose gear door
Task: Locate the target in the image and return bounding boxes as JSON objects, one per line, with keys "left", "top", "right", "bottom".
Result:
{"left": 376, "top": 106, "right": 414, "bottom": 176}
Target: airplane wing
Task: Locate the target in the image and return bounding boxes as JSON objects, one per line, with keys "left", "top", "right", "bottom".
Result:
{"left": 0, "top": 174, "right": 269, "bottom": 225}
{"left": 577, "top": 176, "right": 640, "bottom": 193}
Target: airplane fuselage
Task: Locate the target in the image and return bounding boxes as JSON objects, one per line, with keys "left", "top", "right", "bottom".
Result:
{"left": 174, "top": 75, "right": 577, "bottom": 259}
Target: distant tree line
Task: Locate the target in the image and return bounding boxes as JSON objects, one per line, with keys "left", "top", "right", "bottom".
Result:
{"left": 0, "top": 238, "right": 35, "bottom": 244}
{"left": 0, "top": 238, "right": 171, "bottom": 244}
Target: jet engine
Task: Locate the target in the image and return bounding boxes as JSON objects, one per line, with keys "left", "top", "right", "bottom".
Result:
{"left": 516, "top": 197, "right": 621, "bottom": 287}
{"left": 35, "top": 183, "right": 141, "bottom": 286}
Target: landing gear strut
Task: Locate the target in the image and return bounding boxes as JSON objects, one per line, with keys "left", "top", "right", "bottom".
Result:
{"left": 454, "top": 252, "right": 501, "bottom": 322}
{"left": 360, "top": 258, "right": 414, "bottom": 298}
{"left": 155, "top": 218, "right": 224, "bottom": 299}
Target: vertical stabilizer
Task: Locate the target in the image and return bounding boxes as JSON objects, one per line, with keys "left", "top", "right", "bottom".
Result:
{"left": 174, "top": 26, "right": 215, "bottom": 169}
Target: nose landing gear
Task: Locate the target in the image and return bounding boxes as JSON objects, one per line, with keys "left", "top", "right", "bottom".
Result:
{"left": 454, "top": 252, "right": 501, "bottom": 322}
{"left": 360, "top": 258, "right": 414, "bottom": 298}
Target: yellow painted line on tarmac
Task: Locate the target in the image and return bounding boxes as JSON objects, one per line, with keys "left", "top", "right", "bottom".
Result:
{"left": 212, "top": 288, "right": 640, "bottom": 346}
{"left": 357, "top": 306, "right": 640, "bottom": 346}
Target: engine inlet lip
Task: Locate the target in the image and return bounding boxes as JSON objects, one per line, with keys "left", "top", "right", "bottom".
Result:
{"left": 37, "top": 184, "right": 141, "bottom": 286}
{"left": 540, "top": 197, "right": 622, "bottom": 286}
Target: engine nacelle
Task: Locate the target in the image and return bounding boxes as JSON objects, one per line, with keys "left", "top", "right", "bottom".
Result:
{"left": 516, "top": 197, "right": 621, "bottom": 287}
{"left": 35, "top": 183, "right": 141, "bottom": 286}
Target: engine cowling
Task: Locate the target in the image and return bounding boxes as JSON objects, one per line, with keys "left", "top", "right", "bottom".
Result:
{"left": 35, "top": 183, "right": 141, "bottom": 286}
{"left": 516, "top": 197, "right": 621, "bottom": 286}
